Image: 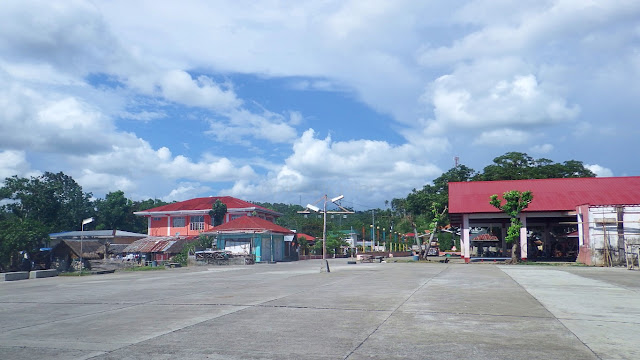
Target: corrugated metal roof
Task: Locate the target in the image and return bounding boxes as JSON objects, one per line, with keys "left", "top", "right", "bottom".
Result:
{"left": 109, "top": 244, "right": 129, "bottom": 253}
{"left": 123, "top": 237, "right": 191, "bottom": 254}
{"left": 165, "top": 239, "right": 191, "bottom": 253}
{"left": 203, "top": 216, "right": 293, "bottom": 235}
{"left": 449, "top": 176, "right": 640, "bottom": 215}
{"left": 133, "top": 196, "right": 281, "bottom": 216}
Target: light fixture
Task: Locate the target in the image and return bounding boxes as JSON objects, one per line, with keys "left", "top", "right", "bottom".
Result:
{"left": 306, "top": 204, "right": 320, "bottom": 212}
{"left": 80, "top": 217, "right": 94, "bottom": 272}
{"left": 331, "top": 195, "right": 344, "bottom": 202}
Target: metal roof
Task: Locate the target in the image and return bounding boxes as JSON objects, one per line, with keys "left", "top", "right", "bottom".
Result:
{"left": 296, "top": 233, "right": 316, "bottom": 241}
{"left": 449, "top": 176, "right": 640, "bottom": 215}
{"left": 133, "top": 196, "right": 282, "bottom": 217}
{"left": 123, "top": 237, "right": 191, "bottom": 254}
{"left": 203, "top": 216, "right": 293, "bottom": 235}
{"left": 49, "top": 230, "right": 148, "bottom": 238}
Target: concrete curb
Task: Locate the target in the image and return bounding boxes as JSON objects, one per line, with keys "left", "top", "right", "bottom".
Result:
{"left": 1, "top": 272, "right": 29, "bottom": 281}
{"left": 29, "top": 269, "right": 58, "bottom": 279}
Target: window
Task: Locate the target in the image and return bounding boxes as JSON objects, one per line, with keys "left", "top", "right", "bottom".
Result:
{"left": 190, "top": 215, "right": 205, "bottom": 231}
{"left": 152, "top": 217, "right": 163, "bottom": 221}
{"left": 231, "top": 214, "right": 243, "bottom": 220}
{"left": 172, "top": 216, "right": 185, "bottom": 228}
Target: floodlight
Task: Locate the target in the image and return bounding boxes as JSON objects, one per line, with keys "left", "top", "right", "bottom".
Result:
{"left": 306, "top": 204, "right": 320, "bottom": 212}
{"left": 331, "top": 195, "right": 344, "bottom": 202}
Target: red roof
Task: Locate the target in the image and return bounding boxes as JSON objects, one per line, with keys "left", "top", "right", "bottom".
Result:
{"left": 449, "top": 176, "right": 640, "bottom": 214}
{"left": 135, "top": 196, "right": 280, "bottom": 216}
{"left": 204, "top": 216, "right": 293, "bottom": 234}
{"left": 296, "top": 233, "right": 316, "bottom": 241}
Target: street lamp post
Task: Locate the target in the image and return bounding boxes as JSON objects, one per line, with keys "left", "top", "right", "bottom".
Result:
{"left": 369, "top": 225, "right": 373, "bottom": 251}
{"left": 80, "top": 217, "right": 94, "bottom": 271}
{"left": 298, "top": 195, "right": 353, "bottom": 259}
{"left": 383, "top": 228, "right": 386, "bottom": 250}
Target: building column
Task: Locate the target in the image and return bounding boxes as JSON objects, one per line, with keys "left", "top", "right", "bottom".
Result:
{"left": 167, "top": 216, "right": 171, "bottom": 236}
{"left": 543, "top": 222, "right": 550, "bottom": 258}
{"left": 577, "top": 213, "right": 584, "bottom": 247}
{"left": 147, "top": 217, "right": 151, "bottom": 236}
{"left": 462, "top": 214, "right": 471, "bottom": 263}
{"left": 501, "top": 223, "right": 507, "bottom": 257}
{"left": 520, "top": 214, "right": 528, "bottom": 261}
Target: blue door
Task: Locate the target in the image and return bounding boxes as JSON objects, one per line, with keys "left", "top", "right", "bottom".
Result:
{"left": 253, "top": 236, "right": 261, "bottom": 262}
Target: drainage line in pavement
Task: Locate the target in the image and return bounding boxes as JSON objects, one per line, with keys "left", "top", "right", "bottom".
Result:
{"left": 343, "top": 264, "right": 451, "bottom": 360}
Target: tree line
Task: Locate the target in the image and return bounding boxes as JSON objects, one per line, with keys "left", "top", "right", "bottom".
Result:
{"left": 257, "top": 151, "right": 596, "bottom": 253}
{"left": 0, "top": 151, "right": 595, "bottom": 269}
{"left": 0, "top": 172, "right": 168, "bottom": 271}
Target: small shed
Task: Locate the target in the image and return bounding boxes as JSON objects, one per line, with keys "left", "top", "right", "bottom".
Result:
{"left": 202, "top": 216, "right": 296, "bottom": 262}
{"left": 52, "top": 240, "right": 105, "bottom": 270}
{"left": 123, "top": 236, "right": 193, "bottom": 262}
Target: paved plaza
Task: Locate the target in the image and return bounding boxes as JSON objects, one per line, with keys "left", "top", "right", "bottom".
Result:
{"left": 1, "top": 260, "right": 639, "bottom": 360}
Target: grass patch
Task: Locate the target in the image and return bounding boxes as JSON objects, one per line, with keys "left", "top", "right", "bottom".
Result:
{"left": 59, "top": 270, "right": 93, "bottom": 276}
{"left": 120, "top": 265, "right": 166, "bottom": 272}
{"left": 517, "top": 261, "right": 587, "bottom": 267}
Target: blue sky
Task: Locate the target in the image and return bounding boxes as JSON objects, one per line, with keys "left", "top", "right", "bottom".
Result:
{"left": 1, "top": 1, "right": 639, "bottom": 209}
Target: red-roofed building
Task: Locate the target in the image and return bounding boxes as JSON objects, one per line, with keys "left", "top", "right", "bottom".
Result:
{"left": 133, "top": 196, "right": 282, "bottom": 237}
{"left": 449, "top": 176, "right": 640, "bottom": 265}
{"left": 203, "top": 216, "right": 296, "bottom": 263}
{"left": 296, "top": 233, "right": 316, "bottom": 244}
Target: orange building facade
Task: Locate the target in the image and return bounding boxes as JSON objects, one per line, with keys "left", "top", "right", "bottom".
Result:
{"left": 134, "top": 196, "right": 282, "bottom": 237}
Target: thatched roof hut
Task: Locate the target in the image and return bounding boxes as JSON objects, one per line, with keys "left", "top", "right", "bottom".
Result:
{"left": 53, "top": 240, "right": 105, "bottom": 260}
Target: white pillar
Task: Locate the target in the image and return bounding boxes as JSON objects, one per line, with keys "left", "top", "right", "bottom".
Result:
{"left": 167, "top": 216, "right": 171, "bottom": 236}
{"left": 147, "top": 217, "right": 151, "bottom": 236}
{"left": 520, "top": 214, "right": 528, "bottom": 261}
{"left": 577, "top": 213, "right": 584, "bottom": 247}
{"left": 463, "top": 214, "right": 471, "bottom": 263}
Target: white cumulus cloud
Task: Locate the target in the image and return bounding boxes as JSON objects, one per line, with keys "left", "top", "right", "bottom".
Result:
{"left": 586, "top": 164, "right": 614, "bottom": 177}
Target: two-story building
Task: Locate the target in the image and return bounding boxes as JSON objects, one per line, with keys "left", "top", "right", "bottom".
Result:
{"left": 133, "top": 196, "right": 282, "bottom": 237}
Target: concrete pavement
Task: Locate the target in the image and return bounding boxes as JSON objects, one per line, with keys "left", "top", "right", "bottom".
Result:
{"left": 0, "top": 260, "right": 638, "bottom": 359}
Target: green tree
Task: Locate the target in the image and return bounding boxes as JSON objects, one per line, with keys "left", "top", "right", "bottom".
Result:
{"left": 0, "top": 217, "right": 49, "bottom": 271}
{"left": 297, "top": 235, "right": 310, "bottom": 256}
{"left": 209, "top": 199, "right": 227, "bottom": 226}
{"left": 129, "top": 198, "right": 169, "bottom": 233}
{"left": 300, "top": 220, "right": 324, "bottom": 239}
{"left": 477, "top": 152, "right": 535, "bottom": 180}
{"left": 173, "top": 241, "right": 195, "bottom": 266}
{"left": 405, "top": 165, "right": 476, "bottom": 217}
{"left": 476, "top": 152, "right": 595, "bottom": 181}
{"left": 0, "top": 172, "right": 93, "bottom": 232}
{"left": 313, "top": 233, "right": 347, "bottom": 256}
{"left": 95, "top": 191, "right": 131, "bottom": 231}
{"left": 197, "top": 234, "right": 215, "bottom": 249}
{"left": 489, "top": 190, "right": 533, "bottom": 263}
